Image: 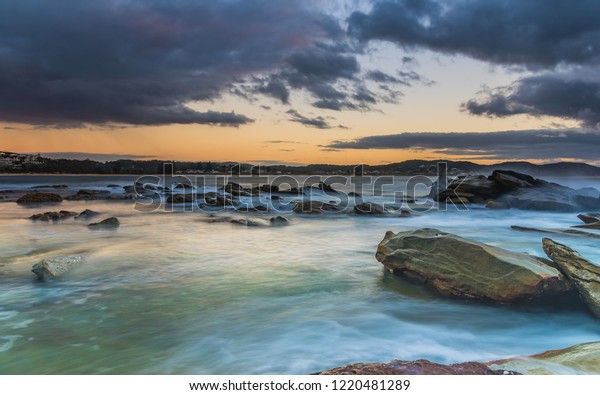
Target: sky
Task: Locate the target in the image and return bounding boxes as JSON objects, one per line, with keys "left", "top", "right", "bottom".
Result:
{"left": 1, "top": 0, "right": 600, "bottom": 165}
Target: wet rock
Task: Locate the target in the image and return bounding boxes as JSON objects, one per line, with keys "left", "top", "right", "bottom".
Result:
{"left": 270, "top": 216, "right": 289, "bottom": 226}
{"left": 75, "top": 209, "right": 100, "bottom": 219}
{"left": 88, "top": 217, "right": 120, "bottom": 229}
{"left": 166, "top": 194, "right": 195, "bottom": 203}
{"left": 485, "top": 200, "right": 509, "bottom": 210}
{"left": 252, "top": 184, "right": 279, "bottom": 194}
{"left": 490, "top": 170, "right": 536, "bottom": 189}
{"left": 577, "top": 213, "right": 600, "bottom": 224}
{"left": 65, "top": 189, "right": 111, "bottom": 201}
{"left": 224, "top": 182, "right": 252, "bottom": 196}
{"left": 511, "top": 225, "right": 600, "bottom": 240}
{"left": 432, "top": 170, "right": 600, "bottom": 211}
{"left": 376, "top": 228, "right": 569, "bottom": 303}
{"left": 319, "top": 360, "right": 512, "bottom": 375}
{"left": 30, "top": 210, "right": 77, "bottom": 221}
{"left": 32, "top": 256, "right": 83, "bottom": 280}
{"left": 490, "top": 342, "right": 600, "bottom": 374}
{"left": 542, "top": 238, "right": 600, "bottom": 318}
{"left": 293, "top": 201, "right": 341, "bottom": 214}
{"left": 399, "top": 210, "right": 411, "bottom": 217}
{"left": 230, "top": 218, "right": 270, "bottom": 227}
{"left": 354, "top": 202, "right": 386, "bottom": 215}
{"left": 16, "top": 192, "right": 63, "bottom": 204}
{"left": 107, "top": 184, "right": 122, "bottom": 188}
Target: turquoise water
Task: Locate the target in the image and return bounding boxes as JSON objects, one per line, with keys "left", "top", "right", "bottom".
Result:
{"left": 0, "top": 176, "right": 599, "bottom": 374}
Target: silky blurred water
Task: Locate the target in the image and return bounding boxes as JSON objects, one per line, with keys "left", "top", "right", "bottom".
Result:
{"left": 0, "top": 176, "right": 599, "bottom": 374}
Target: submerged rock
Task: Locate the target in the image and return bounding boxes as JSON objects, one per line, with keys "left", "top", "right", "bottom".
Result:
{"left": 542, "top": 238, "right": 600, "bottom": 318}
{"left": 16, "top": 192, "right": 63, "bottom": 204}
{"left": 30, "top": 210, "right": 77, "bottom": 221}
{"left": 74, "top": 209, "right": 100, "bottom": 219}
{"left": 88, "top": 217, "right": 120, "bottom": 229}
{"left": 32, "top": 256, "right": 83, "bottom": 280}
{"left": 319, "top": 360, "right": 512, "bottom": 375}
{"left": 376, "top": 228, "right": 569, "bottom": 303}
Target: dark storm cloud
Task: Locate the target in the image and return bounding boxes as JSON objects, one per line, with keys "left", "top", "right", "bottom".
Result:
{"left": 287, "top": 110, "right": 331, "bottom": 129}
{"left": 327, "top": 129, "right": 600, "bottom": 161}
{"left": 0, "top": 0, "right": 340, "bottom": 127}
{"left": 348, "top": 0, "right": 600, "bottom": 68}
{"left": 463, "top": 74, "right": 600, "bottom": 128}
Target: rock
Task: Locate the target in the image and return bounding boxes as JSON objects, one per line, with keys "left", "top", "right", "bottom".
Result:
{"left": 88, "top": 217, "right": 120, "bottom": 229}
{"left": 107, "top": 184, "right": 122, "bottom": 188}
{"left": 74, "top": 209, "right": 100, "bottom": 219}
{"left": 428, "top": 177, "right": 449, "bottom": 199}
{"left": 230, "top": 218, "right": 270, "bottom": 227}
{"left": 490, "top": 342, "right": 600, "bottom": 375}
{"left": 270, "top": 216, "right": 289, "bottom": 226}
{"left": 376, "top": 228, "right": 569, "bottom": 302}
{"left": 16, "top": 192, "right": 63, "bottom": 204}
{"left": 399, "top": 210, "right": 411, "bottom": 217}
{"left": 577, "top": 213, "right": 600, "bottom": 224}
{"left": 542, "top": 238, "right": 600, "bottom": 318}
{"left": 252, "top": 184, "right": 279, "bottom": 194}
{"left": 574, "top": 222, "right": 600, "bottom": 229}
{"left": 224, "top": 182, "right": 252, "bottom": 196}
{"left": 490, "top": 170, "right": 536, "bottom": 189}
{"left": 436, "top": 175, "right": 501, "bottom": 202}
{"left": 293, "top": 201, "right": 341, "bottom": 214}
{"left": 30, "top": 210, "right": 77, "bottom": 221}
{"left": 354, "top": 202, "right": 386, "bottom": 215}
{"left": 31, "top": 256, "right": 83, "bottom": 280}
{"left": 576, "top": 187, "right": 600, "bottom": 198}
{"left": 485, "top": 200, "right": 509, "bottom": 210}
{"left": 166, "top": 194, "right": 195, "bottom": 203}
{"left": 203, "top": 195, "right": 234, "bottom": 207}
{"left": 511, "top": 225, "right": 600, "bottom": 240}
{"left": 315, "top": 182, "right": 338, "bottom": 193}
{"left": 65, "top": 189, "right": 111, "bottom": 201}
{"left": 433, "top": 170, "right": 600, "bottom": 211}
{"left": 319, "top": 359, "right": 511, "bottom": 375}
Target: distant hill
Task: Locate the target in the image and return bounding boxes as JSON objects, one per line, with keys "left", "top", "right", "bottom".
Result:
{"left": 1, "top": 151, "right": 599, "bottom": 176}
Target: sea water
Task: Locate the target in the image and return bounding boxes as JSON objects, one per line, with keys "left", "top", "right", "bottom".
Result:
{"left": 0, "top": 175, "right": 599, "bottom": 374}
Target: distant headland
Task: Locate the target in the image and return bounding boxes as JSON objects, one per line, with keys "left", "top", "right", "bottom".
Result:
{"left": 2, "top": 150, "right": 600, "bottom": 177}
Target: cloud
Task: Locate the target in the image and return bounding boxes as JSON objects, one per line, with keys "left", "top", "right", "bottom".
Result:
{"left": 348, "top": 0, "right": 600, "bottom": 68}
{"left": 327, "top": 129, "right": 600, "bottom": 161}
{"left": 287, "top": 109, "right": 331, "bottom": 129}
{"left": 0, "top": 0, "right": 339, "bottom": 127}
{"left": 463, "top": 72, "right": 600, "bottom": 128}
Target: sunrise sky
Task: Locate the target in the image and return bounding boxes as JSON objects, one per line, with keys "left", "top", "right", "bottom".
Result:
{"left": 1, "top": 0, "right": 599, "bottom": 165}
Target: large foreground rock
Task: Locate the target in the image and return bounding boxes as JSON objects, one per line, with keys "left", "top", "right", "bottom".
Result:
{"left": 489, "top": 342, "right": 600, "bottom": 374}
{"left": 319, "top": 360, "right": 510, "bottom": 375}
{"left": 433, "top": 170, "right": 600, "bottom": 211}
{"left": 32, "top": 256, "right": 83, "bottom": 280}
{"left": 321, "top": 342, "right": 600, "bottom": 375}
{"left": 376, "top": 228, "right": 569, "bottom": 302}
{"left": 542, "top": 238, "right": 600, "bottom": 318}
{"left": 17, "top": 192, "right": 63, "bottom": 204}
